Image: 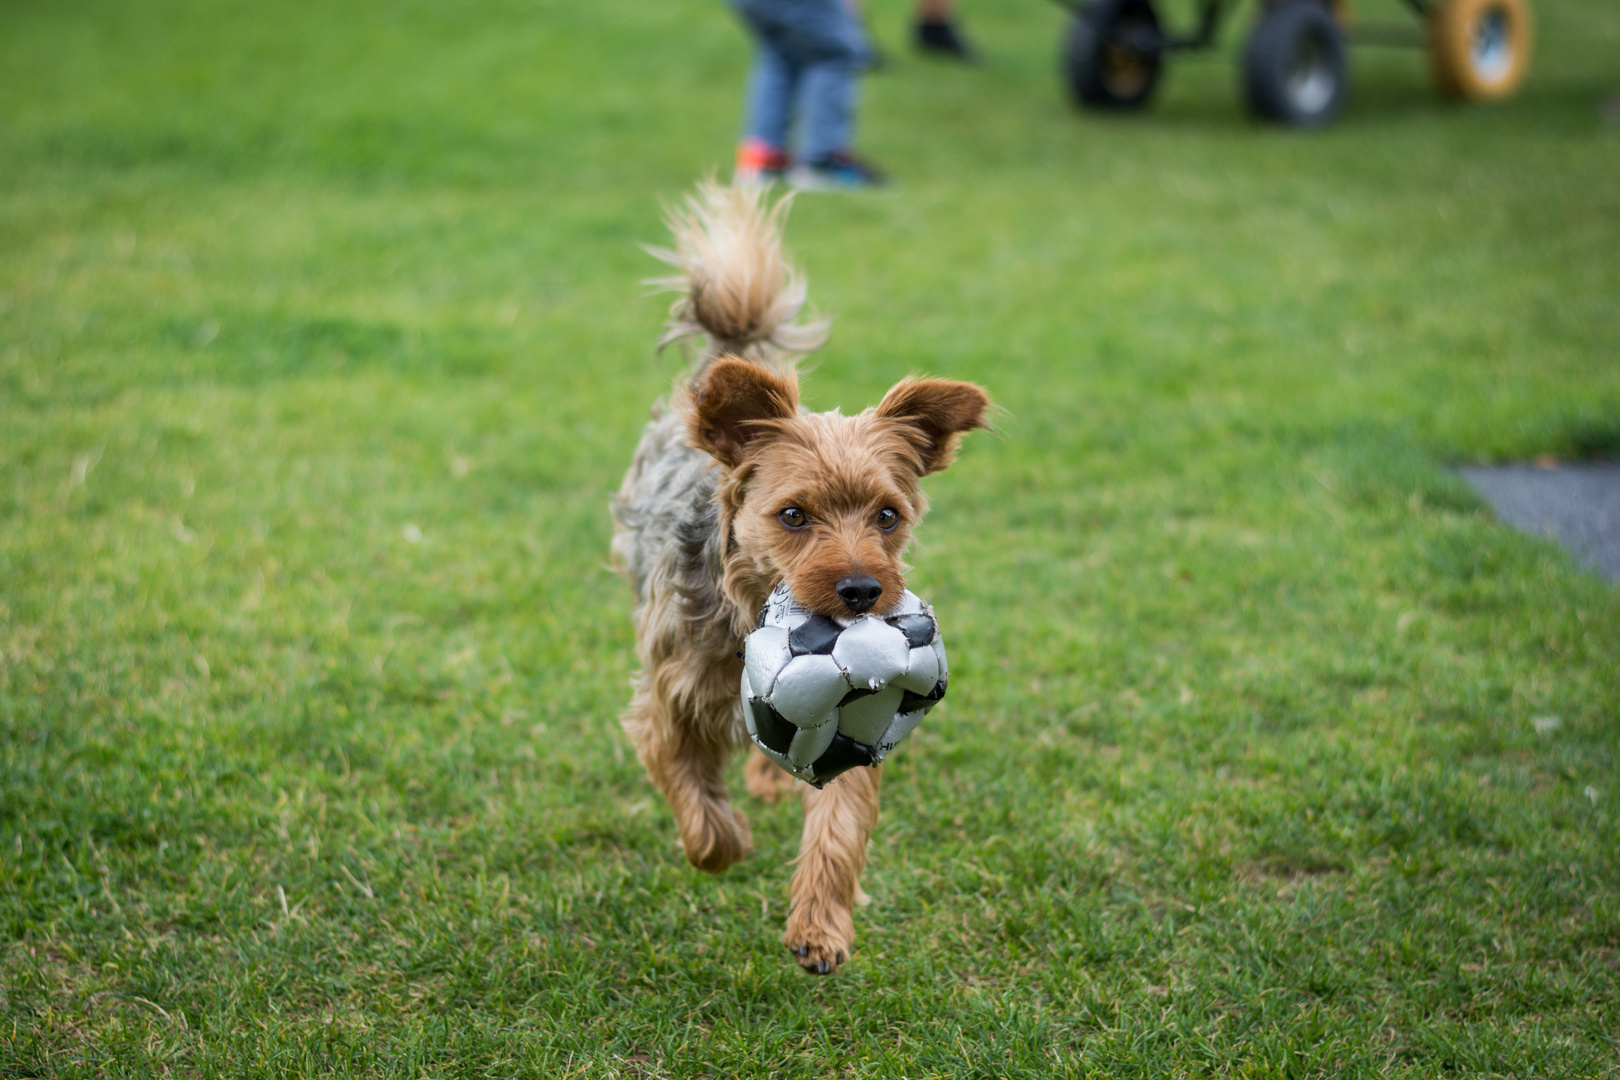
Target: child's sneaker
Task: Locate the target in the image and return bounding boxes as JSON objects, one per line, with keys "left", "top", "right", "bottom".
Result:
{"left": 734, "top": 139, "right": 790, "bottom": 187}
{"left": 788, "top": 152, "right": 888, "bottom": 192}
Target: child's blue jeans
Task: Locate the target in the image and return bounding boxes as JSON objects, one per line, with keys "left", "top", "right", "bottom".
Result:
{"left": 730, "top": 0, "right": 870, "bottom": 162}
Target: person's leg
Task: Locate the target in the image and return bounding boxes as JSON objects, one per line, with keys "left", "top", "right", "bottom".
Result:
{"left": 798, "top": 58, "right": 859, "bottom": 162}
{"left": 732, "top": 2, "right": 804, "bottom": 181}
{"left": 784, "top": 1, "right": 868, "bottom": 162}
{"left": 740, "top": 35, "right": 798, "bottom": 155}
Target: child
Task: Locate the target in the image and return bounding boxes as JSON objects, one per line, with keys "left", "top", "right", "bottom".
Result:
{"left": 730, "top": 0, "right": 886, "bottom": 191}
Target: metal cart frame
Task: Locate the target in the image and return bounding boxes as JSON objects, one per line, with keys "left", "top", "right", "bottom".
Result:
{"left": 1052, "top": 0, "right": 1533, "bottom": 126}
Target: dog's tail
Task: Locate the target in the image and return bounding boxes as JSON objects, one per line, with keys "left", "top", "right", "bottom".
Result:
{"left": 646, "top": 180, "right": 828, "bottom": 371}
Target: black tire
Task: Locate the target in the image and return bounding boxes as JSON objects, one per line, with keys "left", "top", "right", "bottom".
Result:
{"left": 1064, "top": 0, "right": 1165, "bottom": 111}
{"left": 1242, "top": 1, "right": 1348, "bottom": 127}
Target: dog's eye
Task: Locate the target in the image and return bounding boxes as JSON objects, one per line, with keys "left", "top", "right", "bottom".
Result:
{"left": 876, "top": 508, "right": 899, "bottom": 531}
{"left": 778, "top": 508, "right": 808, "bottom": 529}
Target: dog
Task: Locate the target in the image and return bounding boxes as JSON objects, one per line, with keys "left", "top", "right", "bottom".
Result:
{"left": 611, "top": 181, "right": 989, "bottom": 974}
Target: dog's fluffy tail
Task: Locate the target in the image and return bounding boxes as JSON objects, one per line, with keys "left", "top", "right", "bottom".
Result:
{"left": 647, "top": 180, "right": 828, "bottom": 370}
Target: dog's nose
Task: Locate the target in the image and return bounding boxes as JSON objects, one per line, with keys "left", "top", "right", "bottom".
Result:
{"left": 835, "top": 575, "right": 883, "bottom": 614}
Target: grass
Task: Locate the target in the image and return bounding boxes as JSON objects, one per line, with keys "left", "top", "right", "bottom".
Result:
{"left": 2, "top": 0, "right": 1618, "bottom": 1074}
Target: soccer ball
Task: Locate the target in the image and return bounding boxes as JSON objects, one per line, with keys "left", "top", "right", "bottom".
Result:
{"left": 741, "top": 582, "right": 948, "bottom": 787}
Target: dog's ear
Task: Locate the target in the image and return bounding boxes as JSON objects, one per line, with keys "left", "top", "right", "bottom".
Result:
{"left": 874, "top": 378, "right": 991, "bottom": 476}
{"left": 687, "top": 358, "right": 800, "bottom": 467}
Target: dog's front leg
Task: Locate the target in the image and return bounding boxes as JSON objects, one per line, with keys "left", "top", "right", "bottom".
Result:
{"left": 625, "top": 673, "right": 753, "bottom": 874}
{"left": 783, "top": 766, "right": 880, "bottom": 974}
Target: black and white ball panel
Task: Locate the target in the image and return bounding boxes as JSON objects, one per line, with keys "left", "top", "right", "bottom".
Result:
{"left": 741, "top": 582, "right": 948, "bottom": 787}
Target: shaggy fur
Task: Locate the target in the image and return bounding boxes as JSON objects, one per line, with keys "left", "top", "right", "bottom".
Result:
{"left": 612, "top": 181, "right": 989, "bottom": 974}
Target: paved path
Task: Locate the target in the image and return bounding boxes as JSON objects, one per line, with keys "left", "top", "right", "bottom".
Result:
{"left": 1460, "top": 463, "right": 1620, "bottom": 582}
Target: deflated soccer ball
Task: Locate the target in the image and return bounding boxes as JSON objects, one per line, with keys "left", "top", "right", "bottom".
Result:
{"left": 741, "top": 582, "right": 948, "bottom": 787}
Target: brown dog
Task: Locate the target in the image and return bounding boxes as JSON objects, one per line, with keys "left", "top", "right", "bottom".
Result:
{"left": 611, "top": 182, "right": 989, "bottom": 974}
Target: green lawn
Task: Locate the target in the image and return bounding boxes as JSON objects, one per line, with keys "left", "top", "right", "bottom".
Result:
{"left": 3, "top": 0, "right": 1618, "bottom": 1075}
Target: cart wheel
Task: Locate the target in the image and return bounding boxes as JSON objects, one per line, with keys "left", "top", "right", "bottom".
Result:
{"left": 1428, "top": 0, "right": 1531, "bottom": 100}
{"left": 1064, "top": 0, "right": 1164, "bottom": 110}
{"left": 1242, "top": 1, "right": 1348, "bottom": 127}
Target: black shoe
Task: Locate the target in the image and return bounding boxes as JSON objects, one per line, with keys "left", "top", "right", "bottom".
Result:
{"left": 915, "top": 18, "right": 980, "bottom": 63}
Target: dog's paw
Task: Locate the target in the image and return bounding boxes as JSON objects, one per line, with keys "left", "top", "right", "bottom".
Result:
{"left": 782, "top": 914, "right": 852, "bottom": 975}
{"left": 744, "top": 750, "right": 798, "bottom": 804}
{"left": 684, "top": 806, "right": 752, "bottom": 873}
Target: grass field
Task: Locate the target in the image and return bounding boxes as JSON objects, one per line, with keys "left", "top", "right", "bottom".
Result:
{"left": 3, "top": 0, "right": 1619, "bottom": 1074}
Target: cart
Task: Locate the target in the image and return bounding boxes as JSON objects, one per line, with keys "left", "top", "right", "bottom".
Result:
{"left": 1055, "top": 0, "right": 1533, "bottom": 127}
